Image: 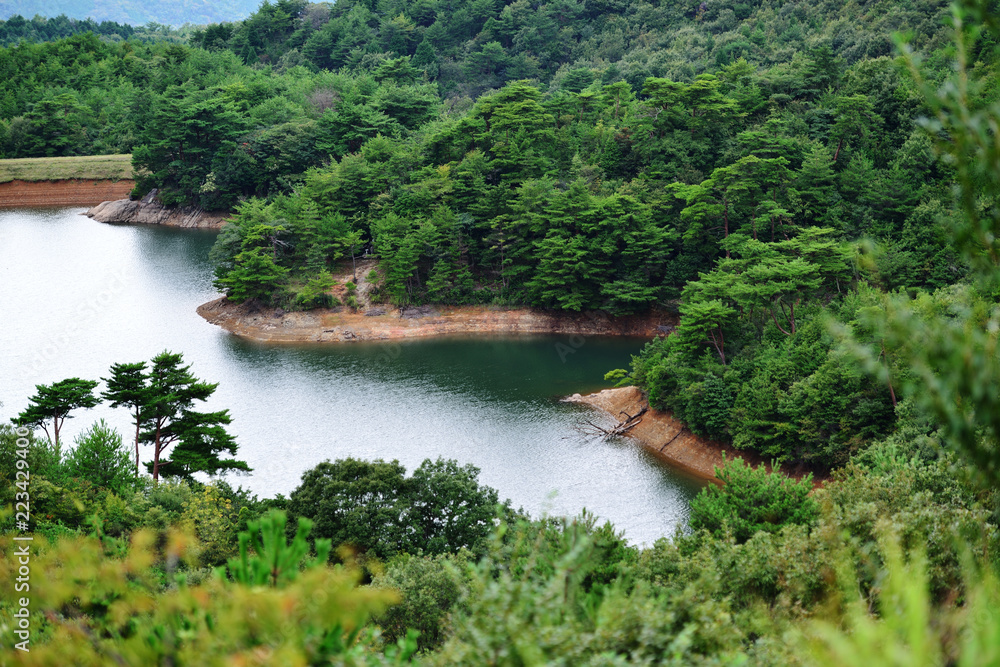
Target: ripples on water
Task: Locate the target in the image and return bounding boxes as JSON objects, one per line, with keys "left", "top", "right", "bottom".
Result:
{"left": 0, "top": 208, "right": 703, "bottom": 545}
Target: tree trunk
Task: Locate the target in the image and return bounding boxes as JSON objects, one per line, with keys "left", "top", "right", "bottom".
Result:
{"left": 771, "top": 308, "right": 792, "bottom": 336}
{"left": 53, "top": 411, "right": 61, "bottom": 449}
{"left": 134, "top": 410, "right": 141, "bottom": 472}
{"left": 723, "top": 197, "right": 731, "bottom": 258}
{"left": 152, "top": 420, "right": 162, "bottom": 482}
{"left": 881, "top": 342, "right": 898, "bottom": 409}
{"left": 709, "top": 327, "right": 726, "bottom": 366}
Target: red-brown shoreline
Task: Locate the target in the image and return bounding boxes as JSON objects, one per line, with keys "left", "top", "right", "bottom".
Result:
{"left": 197, "top": 297, "right": 677, "bottom": 343}
{"left": 567, "top": 386, "right": 828, "bottom": 486}
{"left": 0, "top": 179, "right": 135, "bottom": 208}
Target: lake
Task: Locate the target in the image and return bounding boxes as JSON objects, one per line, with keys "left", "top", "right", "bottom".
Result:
{"left": 0, "top": 207, "right": 702, "bottom": 545}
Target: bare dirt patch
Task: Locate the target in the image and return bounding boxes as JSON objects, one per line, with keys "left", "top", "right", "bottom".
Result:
{"left": 0, "top": 179, "right": 136, "bottom": 207}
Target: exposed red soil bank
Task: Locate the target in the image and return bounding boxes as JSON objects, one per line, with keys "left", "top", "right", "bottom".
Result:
{"left": 567, "top": 386, "right": 826, "bottom": 486}
{"left": 0, "top": 179, "right": 135, "bottom": 207}
{"left": 197, "top": 297, "right": 676, "bottom": 343}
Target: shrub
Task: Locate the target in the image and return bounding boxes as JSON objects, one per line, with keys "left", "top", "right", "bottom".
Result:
{"left": 181, "top": 484, "right": 240, "bottom": 566}
{"left": 64, "top": 419, "right": 137, "bottom": 495}
{"left": 689, "top": 457, "right": 819, "bottom": 544}
{"left": 429, "top": 520, "right": 745, "bottom": 665}
{"left": 374, "top": 552, "right": 472, "bottom": 651}
{"left": 0, "top": 527, "right": 406, "bottom": 664}
{"left": 288, "top": 457, "right": 507, "bottom": 560}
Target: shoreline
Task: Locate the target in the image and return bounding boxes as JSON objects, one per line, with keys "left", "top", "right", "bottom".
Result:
{"left": 85, "top": 189, "right": 229, "bottom": 229}
{"left": 0, "top": 178, "right": 135, "bottom": 208}
{"left": 197, "top": 297, "right": 676, "bottom": 343}
{"left": 567, "top": 386, "right": 826, "bottom": 486}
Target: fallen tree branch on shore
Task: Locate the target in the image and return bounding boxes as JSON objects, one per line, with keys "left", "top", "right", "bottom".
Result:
{"left": 576, "top": 406, "right": 648, "bottom": 438}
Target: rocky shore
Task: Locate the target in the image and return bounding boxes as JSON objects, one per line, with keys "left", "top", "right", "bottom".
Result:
{"left": 84, "top": 189, "right": 229, "bottom": 229}
{"left": 566, "top": 386, "right": 825, "bottom": 485}
{"left": 197, "top": 297, "right": 676, "bottom": 343}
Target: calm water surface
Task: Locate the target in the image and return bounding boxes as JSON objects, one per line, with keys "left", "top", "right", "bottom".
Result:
{"left": 0, "top": 208, "right": 702, "bottom": 545}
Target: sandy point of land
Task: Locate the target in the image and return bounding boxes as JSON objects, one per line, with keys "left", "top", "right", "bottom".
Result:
{"left": 565, "top": 386, "right": 826, "bottom": 486}
{"left": 197, "top": 298, "right": 677, "bottom": 344}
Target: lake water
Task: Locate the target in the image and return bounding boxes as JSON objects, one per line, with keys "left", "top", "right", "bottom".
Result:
{"left": 0, "top": 207, "right": 702, "bottom": 545}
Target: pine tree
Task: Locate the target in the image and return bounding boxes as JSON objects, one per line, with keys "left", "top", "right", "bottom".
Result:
{"left": 137, "top": 351, "right": 250, "bottom": 483}
{"left": 15, "top": 378, "right": 99, "bottom": 449}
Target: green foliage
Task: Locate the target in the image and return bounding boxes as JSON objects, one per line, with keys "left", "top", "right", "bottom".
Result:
{"left": 0, "top": 423, "right": 62, "bottom": 495}
{"left": 224, "top": 509, "right": 332, "bottom": 587}
{"left": 408, "top": 458, "right": 503, "bottom": 555}
{"left": 689, "top": 457, "right": 818, "bottom": 544}
{"left": 0, "top": 14, "right": 164, "bottom": 46}
{"left": 104, "top": 350, "right": 251, "bottom": 482}
{"left": 64, "top": 419, "right": 137, "bottom": 496}
{"left": 844, "top": 0, "right": 1000, "bottom": 487}
{"left": 429, "top": 515, "right": 745, "bottom": 666}
{"left": 13, "top": 376, "right": 99, "bottom": 448}
{"left": 0, "top": 528, "right": 404, "bottom": 665}
{"left": 373, "top": 551, "right": 472, "bottom": 651}
{"left": 801, "top": 528, "right": 1000, "bottom": 667}
{"left": 293, "top": 271, "right": 338, "bottom": 309}
{"left": 288, "top": 457, "right": 506, "bottom": 561}
{"left": 629, "top": 285, "right": 898, "bottom": 467}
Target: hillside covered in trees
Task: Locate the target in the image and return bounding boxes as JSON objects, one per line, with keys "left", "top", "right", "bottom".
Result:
{"left": 0, "top": 14, "right": 190, "bottom": 45}
{"left": 2, "top": 0, "right": 1000, "bottom": 663}
{"left": 0, "top": 0, "right": 994, "bottom": 472}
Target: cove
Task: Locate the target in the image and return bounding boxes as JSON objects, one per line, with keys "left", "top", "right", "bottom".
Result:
{"left": 0, "top": 207, "right": 703, "bottom": 545}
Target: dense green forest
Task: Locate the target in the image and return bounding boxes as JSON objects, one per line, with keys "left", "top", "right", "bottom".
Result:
{"left": 0, "top": 14, "right": 188, "bottom": 45}
{"left": 0, "top": 0, "right": 261, "bottom": 27}
{"left": 2, "top": 0, "right": 1000, "bottom": 663}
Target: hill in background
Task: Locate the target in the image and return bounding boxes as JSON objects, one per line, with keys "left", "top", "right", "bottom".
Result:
{"left": 0, "top": 0, "right": 261, "bottom": 26}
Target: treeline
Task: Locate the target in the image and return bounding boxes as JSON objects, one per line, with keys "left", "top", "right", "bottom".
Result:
{"left": 0, "top": 14, "right": 183, "bottom": 45}
{"left": 192, "top": 0, "right": 956, "bottom": 97}
{"left": 209, "top": 51, "right": 964, "bottom": 316}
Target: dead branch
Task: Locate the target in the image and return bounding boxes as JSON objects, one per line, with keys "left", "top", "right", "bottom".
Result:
{"left": 576, "top": 406, "right": 648, "bottom": 439}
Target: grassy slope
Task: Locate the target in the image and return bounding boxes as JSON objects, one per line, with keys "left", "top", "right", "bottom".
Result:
{"left": 0, "top": 154, "right": 133, "bottom": 183}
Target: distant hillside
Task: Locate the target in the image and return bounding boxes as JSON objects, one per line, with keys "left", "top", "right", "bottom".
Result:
{"left": 0, "top": 0, "right": 261, "bottom": 26}
{"left": 0, "top": 14, "right": 188, "bottom": 44}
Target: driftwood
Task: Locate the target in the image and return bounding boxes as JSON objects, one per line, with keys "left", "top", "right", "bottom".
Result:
{"left": 576, "top": 406, "right": 648, "bottom": 438}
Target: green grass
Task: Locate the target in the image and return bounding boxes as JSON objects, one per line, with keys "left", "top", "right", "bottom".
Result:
{"left": 0, "top": 154, "right": 134, "bottom": 183}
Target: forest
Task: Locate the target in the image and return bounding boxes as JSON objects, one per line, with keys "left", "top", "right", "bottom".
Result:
{"left": 2, "top": 0, "right": 1000, "bottom": 663}
{"left": 0, "top": 14, "right": 190, "bottom": 45}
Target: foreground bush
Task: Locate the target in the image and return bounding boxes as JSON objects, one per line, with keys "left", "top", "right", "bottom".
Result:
{"left": 689, "top": 457, "right": 819, "bottom": 544}
{"left": 0, "top": 516, "right": 410, "bottom": 666}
